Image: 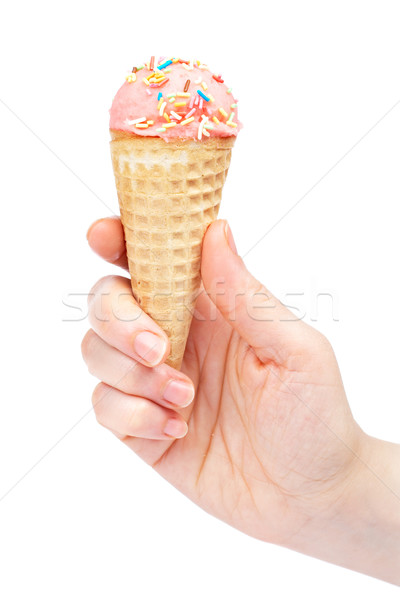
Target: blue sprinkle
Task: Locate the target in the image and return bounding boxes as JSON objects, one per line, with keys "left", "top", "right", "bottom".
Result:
{"left": 197, "top": 89, "right": 210, "bottom": 102}
{"left": 158, "top": 59, "right": 173, "bottom": 70}
{"left": 157, "top": 92, "right": 162, "bottom": 100}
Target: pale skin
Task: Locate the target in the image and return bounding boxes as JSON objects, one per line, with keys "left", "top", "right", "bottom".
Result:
{"left": 82, "top": 217, "right": 400, "bottom": 585}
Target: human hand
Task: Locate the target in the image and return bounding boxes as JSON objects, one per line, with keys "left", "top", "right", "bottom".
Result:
{"left": 82, "top": 217, "right": 400, "bottom": 585}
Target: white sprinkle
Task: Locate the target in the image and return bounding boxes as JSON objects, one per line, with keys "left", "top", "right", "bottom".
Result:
{"left": 170, "top": 110, "right": 182, "bottom": 120}
{"left": 125, "top": 116, "right": 146, "bottom": 125}
{"left": 159, "top": 101, "right": 167, "bottom": 116}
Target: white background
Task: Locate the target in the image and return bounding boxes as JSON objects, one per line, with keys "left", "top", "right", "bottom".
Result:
{"left": 0, "top": 0, "right": 399, "bottom": 597}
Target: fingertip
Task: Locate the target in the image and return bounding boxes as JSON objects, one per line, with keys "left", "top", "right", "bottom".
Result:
{"left": 86, "top": 217, "right": 126, "bottom": 263}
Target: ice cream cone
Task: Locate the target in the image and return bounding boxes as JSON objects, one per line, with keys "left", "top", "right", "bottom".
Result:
{"left": 110, "top": 130, "right": 235, "bottom": 369}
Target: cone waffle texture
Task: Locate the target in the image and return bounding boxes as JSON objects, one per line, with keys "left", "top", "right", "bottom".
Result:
{"left": 110, "top": 130, "right": 235, "bottom": 369}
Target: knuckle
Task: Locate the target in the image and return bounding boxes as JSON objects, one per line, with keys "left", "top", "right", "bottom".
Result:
{"left": 125, "top": 399, "right": 148, "bottom": 435}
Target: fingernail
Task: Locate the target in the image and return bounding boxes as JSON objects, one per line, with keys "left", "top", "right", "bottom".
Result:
{"left": 164, "top": 418, "right": 188, "bottom": 439}
{"left": 134, "top": 331, "right": 167, "bottom": 366}
{"left": 224, "top": 222, "right": 237, "bottom": 254}
{"left": 164, "top": 380, "right": 195, "bottom": 407}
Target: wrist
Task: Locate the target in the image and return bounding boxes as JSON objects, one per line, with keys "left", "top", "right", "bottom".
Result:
{"left": 287, "top": 431, "right": 400, "bottom": 584}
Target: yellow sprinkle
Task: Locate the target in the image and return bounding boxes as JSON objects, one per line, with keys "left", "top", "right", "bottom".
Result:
{"left": 164, "top": 122, "right": 177, "bottom": 128}
{"left": 147, "top": 120, "right": 154, "bottom": 125}
{"left": 174, "top": 101, "right": 187, "bottom": 107}
{"left": 201, "top": 81, "right": 208, "bottom": 91}
{"left": 176, "top": 92, "right": 191, "bottom": 97}
{"left": 208, "top": 94, "right": 215, "bottom": 102}
{"left": 157, "top": 99, "right": 163, "bottom": 110}
{"left": 142, "top": 77, "right": 150, "bottom": 86}
{"left": 135, "top": 123, "right": 149, "bottom": 129}
{"left": 227, "top": 121, "right": 237, "bottom": 127}
{"left": 125, "top": 73, "right": 137, "bottom": 83}
{"left": 181, "top": 116, "right": 195, "bottom": 126}
{"left": 164, "top": 68, "right": 171, "bottom": 73}
{"left": 219, "top": 108, "right": 228, "bottom": 118}
{"left": 172, "top": 58, "right": 179, "bottom": 63}
{"left": 212, "top": 116, "right": 220, "bottom": 124}
{"left": 163, "top": 112, "right": 171, "bottom": 122}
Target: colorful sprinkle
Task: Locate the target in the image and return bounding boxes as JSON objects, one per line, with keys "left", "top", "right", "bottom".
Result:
{"left": 163, "top": 112, "right": 171, "bottom": 122}
{"left": 231, "top": 103, "right": 237, "bottom": 108}
{"left": 174, "top": 101, "right": 187, "bottom": 107}
{"left": 184, "top": 79, "right": 190, "bottom": 92}
{"left": 156, "top": 127, "right": 166, "bottom": 132}
{"left": 135, "top": 123, "right": 148, "bottom": 129}
{"left": 126, "top": 73, "right": 137, "bottom": 83}
{"left": 218, "top": 107, "right": 228, "bottom": 118}
{"left": 170, "top": 110, "right": 182, "bottom": 120}
{"left": 226, "top": 88, "right": 232, "bottom": 94}
{"left": 142, "top": 77, "right": 150, "bottom": 86}
{"left": 150, "top": 56, "right": 155, "bottom": 70}
{"left": 197, "top": 89, "right": 210, "bottom": 102}
{"left": 150, "top": 77, "right": 169, "bottom": 88}
{"left": 212, "top": 116, "right": 220, "bottom": 124}
{"left": 158, "top": 59, "right": 173, "bottom": 69}
{"left": 227, "top": 112, "right": 235, "bottom": 122}
{"left": 185, "top": 108, "right": 196, "bottom": 119}
{"left": 227, "top": 121, "right": 237, "bottom": 127}
{"left": 157, "top": 92, "right": 163, "bottom": 100}
{"left": 159, "top": 101, "right": 167, "bottom": 116}
{"left": 164, "top": 122, "right": 177, "bottom": 128}
{"left": 201, "top": 81, "right": 208, "bottom": 91}
{"left": 176, "top": 92, "right": 191, "bottom": 97}
{"left": 181, "top": 116, "right": 195, "bottom": 126}
{"left": 126, "top": 117, "right": 147, "bottom": 125}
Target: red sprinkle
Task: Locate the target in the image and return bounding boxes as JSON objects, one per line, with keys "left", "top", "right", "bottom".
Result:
{"left": 178, "top": 59, "right": 189, "bottom": 64}
{"left": 132, "top": 66, "right": 137, "bottom": 73}
{"left": 212, "top": 74, "right": 224, "bottom": 83}
{"left": 150, "top": 56, "right": 155, "bottom": 70}
{"left": 184, "top": 79, "right": 190, "bottom": 92}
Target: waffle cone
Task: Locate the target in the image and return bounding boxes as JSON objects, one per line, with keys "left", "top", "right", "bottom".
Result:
{"left": 110, "top": 130, "right": 235, "bottom": 369}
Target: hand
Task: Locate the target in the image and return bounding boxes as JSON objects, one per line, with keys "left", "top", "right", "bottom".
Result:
{"left": 82, "top": 217, "right": 400, "bottom": 584}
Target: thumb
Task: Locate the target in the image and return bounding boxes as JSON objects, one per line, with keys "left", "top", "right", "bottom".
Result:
{"left": 201, "top": 220, "right": 308, "bottom": 363}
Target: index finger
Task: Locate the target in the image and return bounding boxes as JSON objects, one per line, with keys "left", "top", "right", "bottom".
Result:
{"left": 87, "top": 217, "right": 128, "bottom": 270}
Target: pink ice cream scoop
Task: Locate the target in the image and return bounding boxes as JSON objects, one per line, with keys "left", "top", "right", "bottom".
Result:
{"left": 109, "top": 57, "right": 242, "bottom": 142}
